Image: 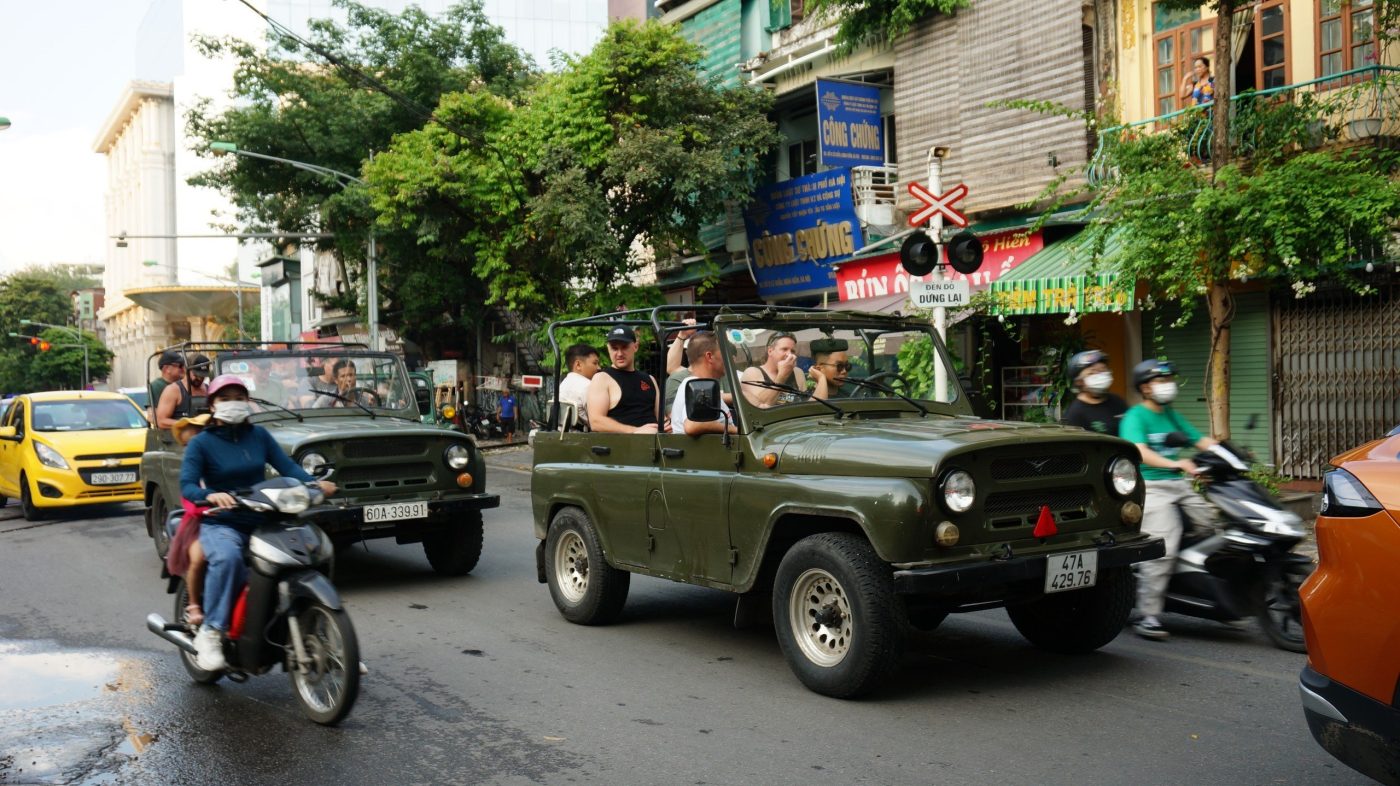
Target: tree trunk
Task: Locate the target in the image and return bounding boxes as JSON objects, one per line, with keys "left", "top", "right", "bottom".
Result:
{"left": 1210, "top": 1, "right": 1235, "bottom": 173}
{"left": 1205, "top": 281, "right": 1233, "bottom": 440}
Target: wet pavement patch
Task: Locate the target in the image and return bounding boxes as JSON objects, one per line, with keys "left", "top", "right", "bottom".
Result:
{"left": 0, "top": 640, "right": 152, "bottom": 785}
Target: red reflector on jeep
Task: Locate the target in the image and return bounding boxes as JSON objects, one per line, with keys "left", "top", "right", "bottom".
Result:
{"left": 1033, "top": 505, "right": 1058, "bottom": 538}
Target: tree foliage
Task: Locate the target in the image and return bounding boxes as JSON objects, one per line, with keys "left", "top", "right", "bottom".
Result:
{"left": 0, "top": 271, "right": 111, "bottom": 392}
{"left": 804, "top": 0, "right": 968, "bottom": 54}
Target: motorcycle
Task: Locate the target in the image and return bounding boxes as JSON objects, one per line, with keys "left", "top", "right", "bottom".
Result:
{"left": 1161, "top": 433, "right": 1314, "bottom": 653}
{"left": 145, "top": 476, "right": 360, "bottom": 725}
{"left": 463, "top": 403, "right": 504, "bottom": 440}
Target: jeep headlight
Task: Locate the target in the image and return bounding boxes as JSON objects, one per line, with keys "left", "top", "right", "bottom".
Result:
{"left": 1108, "top": 456, "right": 1139, "bottom": 497}
{"left": 941, "top": 470, "right": 976, "bottom": 513}
{"left": 300, "top": 452, "right": 328, "bottom": 476}
{"left": 444, "top": 443, "right": 471, "bottom": 470}
{"left": 34, "top": 442, "right": 69, "bottom": 470}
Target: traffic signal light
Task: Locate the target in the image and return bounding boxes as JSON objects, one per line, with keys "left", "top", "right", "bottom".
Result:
{"left": 28, "top": 337, "right": 37, "bottom": 346}
{"left": 946, "top": 230, "right": 985, "bottom": 275}
{"left": 38, "top": 341, "right": 50, "bottom": 352}
{"left": 900, "top": 230, "right": 939, "bottom": 276}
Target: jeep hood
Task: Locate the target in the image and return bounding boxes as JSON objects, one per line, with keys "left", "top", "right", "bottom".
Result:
{"left": 762, "top": 415, "right": 1125, "bottom": 477}
{"left": 258, "top": 416, "right": 467, "bottom": 452}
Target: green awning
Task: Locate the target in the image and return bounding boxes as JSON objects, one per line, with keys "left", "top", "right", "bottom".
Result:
{"left": 987, "top": 232, "right": 1134, "bottom": 315}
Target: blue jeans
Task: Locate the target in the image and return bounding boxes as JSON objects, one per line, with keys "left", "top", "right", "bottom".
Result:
{"left": 199, "top": 520, "right": 252, "bottom": 631}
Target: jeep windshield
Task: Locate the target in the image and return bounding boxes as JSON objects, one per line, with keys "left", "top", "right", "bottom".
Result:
{"left": 722, "top": 322, "right": 963, "bottom": 418}
{"left": 216, "top": 350, "right": 418, "bottom": 418}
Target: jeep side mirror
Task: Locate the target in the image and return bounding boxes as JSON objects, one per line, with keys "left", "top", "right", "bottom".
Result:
{"left": 685, "top": 379, "right": 723, "bottom": 423}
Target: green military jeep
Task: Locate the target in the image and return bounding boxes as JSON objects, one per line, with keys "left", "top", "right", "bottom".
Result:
{"left": 142, "top": 342, "right": 499, "bottom": 575}
{"left": 531, "top": 307, "right": 1162, "bottom": 697}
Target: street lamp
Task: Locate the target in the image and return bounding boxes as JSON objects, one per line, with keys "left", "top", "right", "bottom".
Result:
{"left": 209, "top": 141, "right": 380, "bottom": 350}
{"left": 20, "top": 320, "right": 89, "bottom": 389}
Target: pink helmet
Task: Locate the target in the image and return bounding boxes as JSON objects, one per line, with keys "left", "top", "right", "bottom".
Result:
{"left": 205, "top": 374, "right": 249, "bottom": 399}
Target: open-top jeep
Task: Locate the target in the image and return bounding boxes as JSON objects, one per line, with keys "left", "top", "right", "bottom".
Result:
{"left": 142, "top": 342, "right": 499, "bottom": 575}
{"left": 531, "top": 306, "right": 1162, "bottom": 697}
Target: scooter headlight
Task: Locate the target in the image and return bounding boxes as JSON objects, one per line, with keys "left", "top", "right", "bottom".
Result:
{"left": 940, "top": 470, "right": 976, "bottom": 513}
{"left": 262, "top": 484, "right": 310, "bottom": 514}
{"left": 1108, "top": 456, "right": 1140, "bottom": 497}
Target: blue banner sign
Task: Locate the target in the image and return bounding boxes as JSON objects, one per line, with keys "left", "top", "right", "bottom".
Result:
{"left": 744, "top": 168, "right": 865, "bottom": 299}
{"left": 815, "top": 78, "right": 884, "bottom": 167}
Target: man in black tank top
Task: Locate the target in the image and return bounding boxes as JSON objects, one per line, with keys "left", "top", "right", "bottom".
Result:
{"left": 587, "top": 325, "right": 661, "bottom": 433}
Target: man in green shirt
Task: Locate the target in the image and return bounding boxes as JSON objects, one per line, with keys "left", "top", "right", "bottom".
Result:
{"left": 147, "top": 350, "right": 185, "bottom": 421}
{"left": 1119, "top": 359, "right": 1218, "bottom": 641}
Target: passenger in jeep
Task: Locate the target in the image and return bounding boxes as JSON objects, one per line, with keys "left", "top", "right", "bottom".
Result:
{"left": 587, "top": 325, "right": 661, "bottom": 434}
{"left": 670, "top": 332, "right": 736, "bottom": 436}
{"left": 740, "top": 331, "right": 807, "bottom": 408}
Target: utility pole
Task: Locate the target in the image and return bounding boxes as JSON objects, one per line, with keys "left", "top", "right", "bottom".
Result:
{"left": 927, "top": 146, "right": 949, "bottom": 403}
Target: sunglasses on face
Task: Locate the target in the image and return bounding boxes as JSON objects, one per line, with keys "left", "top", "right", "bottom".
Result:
{"left": 819, "top": 361, "right": 852, "bottom": 372}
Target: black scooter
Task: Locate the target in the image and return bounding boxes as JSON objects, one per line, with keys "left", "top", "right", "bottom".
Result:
{"left": 145, "top": 477, "right": 360, "bottom": 725}
{"left": 1161, "top": 434, "right": 1314, "bottom": 652}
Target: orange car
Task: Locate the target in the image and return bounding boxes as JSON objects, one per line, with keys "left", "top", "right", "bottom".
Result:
{"left": 1299, "top": 434, "right": 1400, "bottom": 785}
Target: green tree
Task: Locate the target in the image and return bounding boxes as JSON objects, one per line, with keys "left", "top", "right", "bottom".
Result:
{"left": 185, "top": 0, "right": 535, "bottom": 351}
{"left": 803, "top": 0, "right": 968, "bottom": 54}
{"left": 24, "top": 328, "right": 113, "bottom": 391}
{"left": 365, "top": 19, "right": 779, "bottom": 325}
{"left": 0, "top": 272, "right": 77, "bottom": 392}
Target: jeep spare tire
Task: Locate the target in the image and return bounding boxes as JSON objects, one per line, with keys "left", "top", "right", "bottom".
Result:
{"left": 772, "top": 533, "right": 904, "bottom": 698}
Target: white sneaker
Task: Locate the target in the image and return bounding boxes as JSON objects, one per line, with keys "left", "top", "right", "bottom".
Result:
{"left": 194, "top": 626, "right": 227, "bottom": 671}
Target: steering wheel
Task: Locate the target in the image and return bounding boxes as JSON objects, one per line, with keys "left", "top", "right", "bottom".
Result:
{"left": 345, "top": 387, "right": 382, "bottom": 407}
{"left": 852, "top": 371, "right": 905, "bottom": 399}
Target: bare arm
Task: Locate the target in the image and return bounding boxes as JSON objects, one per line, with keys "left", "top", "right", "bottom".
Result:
{"left": 684, "top": 414, "right": 735, "bottom": 436}
{"left": 156, "top": 383, "right": 182, "bottom": 429}
{"left": 587, "top": 374, "right": 658, "bottom": 434}
{"left": 666, "top": 337, "right": 686, "bottom": 376}
{"left": 740, "top": 366, "right": 780, "bottom": 408}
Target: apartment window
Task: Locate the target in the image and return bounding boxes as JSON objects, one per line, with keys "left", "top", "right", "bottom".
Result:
{"left": 1256, "top": 1, "right": 1290, "bottom": 89}
{"left": 1318, "top": 0, "right": 1377, "bottom": 80}
{"left": 883, "top": 115, "right": 898, "bottom": 165}
{"left": 788, "top": 139, "right": 818, "bottom": 178}
{"left": 1152, "top": 8, "right": 1214, "bottom": 115}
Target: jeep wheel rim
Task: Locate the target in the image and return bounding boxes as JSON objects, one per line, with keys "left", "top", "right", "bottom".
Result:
{"left": 555, "top": 530, "right": 588, "bottom": 603}
{"left": 789, "top": 568, "right": 853, "bottom": 667}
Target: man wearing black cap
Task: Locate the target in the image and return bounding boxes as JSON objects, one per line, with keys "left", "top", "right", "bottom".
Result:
{"left": 148, "top": 350, "right": 185, "bottom": 420}
{"left": 156, "top": 353, "right": 211, "bottom": 429}
{"left": 587, "top": 325, "right": 661, "bottom": 433}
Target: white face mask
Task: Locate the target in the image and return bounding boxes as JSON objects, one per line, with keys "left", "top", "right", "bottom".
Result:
{"left": 213, "top": 400, "right": 252, "bottom": 424}
{"left": 1149, "top": 381, "right": 1179, "bottom": 405}
{"left": 1083, "top": 372, "right": 1113, "bottom": 394}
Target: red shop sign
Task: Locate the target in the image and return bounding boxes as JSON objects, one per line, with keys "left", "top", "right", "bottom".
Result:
{"left": 835, "top": 229, "right": 1044, "bottom": 302}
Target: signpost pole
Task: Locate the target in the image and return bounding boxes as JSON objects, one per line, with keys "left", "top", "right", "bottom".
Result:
{"left": 928, "top": 147, "right": 947, "bottom": 403}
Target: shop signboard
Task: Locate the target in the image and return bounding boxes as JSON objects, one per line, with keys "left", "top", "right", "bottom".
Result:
{"left": 744, "top": 168, "right": 864, "bottom": 300}
{"left": 989, "top": 274, "right": 1134, "bottom": 315}
{"left": 815, "top": 78, "right": 885, "bottom": 168}
{"left": 909, "top": 279, "right": 971, "bottom": 309}
{"left": 835, "top": 229, "right": 1044, "bottom": 303}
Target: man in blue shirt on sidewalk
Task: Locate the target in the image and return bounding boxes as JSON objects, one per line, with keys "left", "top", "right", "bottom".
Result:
{"left": 499, "top": 390, "right": 517, "bottom": 443}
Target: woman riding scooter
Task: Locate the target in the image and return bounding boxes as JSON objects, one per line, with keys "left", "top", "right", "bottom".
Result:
{"left": 181, "top": 375, "right": 337, "bottom": 671}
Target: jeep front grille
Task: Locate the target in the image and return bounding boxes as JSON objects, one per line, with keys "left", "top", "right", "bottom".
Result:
{"left": 984, "top": 486, "right": 1094, "bottom": 520}
{"left": 343, "top": 439, "right": 427, "bottom": 459}
{"left": 337, "top": 462, "right": 434, "bottom": 491}
{"left": 989, "top": 454, "right": 1087, "bottom": 481}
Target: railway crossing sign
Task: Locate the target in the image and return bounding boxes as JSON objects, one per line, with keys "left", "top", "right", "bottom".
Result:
{"left": 907, "top": 181, "right": 969, "bottom": 228}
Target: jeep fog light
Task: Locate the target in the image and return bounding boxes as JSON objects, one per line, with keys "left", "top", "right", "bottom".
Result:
{"left": 941, "top": 470, "right": 975, "bottom": 513}
{"left": 935, "top": 521, "right": 960, "bottom": 547}
{"left": 456, "top": 472, "right": 473, "bottom": 488}
{"left": 1120, "top": 501, "right": 1143, "bottom": 525}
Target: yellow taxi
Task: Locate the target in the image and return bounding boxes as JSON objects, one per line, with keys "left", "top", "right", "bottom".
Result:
{"left": 0, "top": 391, "right": 148, "bottom": 520}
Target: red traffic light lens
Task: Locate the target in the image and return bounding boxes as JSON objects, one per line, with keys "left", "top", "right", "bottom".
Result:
{"left": 28, "top": 337, "right": 37, "bottom": 345}
{"left": 39, "top": 341, "right": 50, "bottom": 351}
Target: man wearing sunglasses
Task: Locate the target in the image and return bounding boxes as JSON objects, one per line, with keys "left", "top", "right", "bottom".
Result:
{"left": 808, "top": 338, "right": 851, "bottom": 400}
{"left": 1120, "top": 359, "right": 1219, "bottom": 641}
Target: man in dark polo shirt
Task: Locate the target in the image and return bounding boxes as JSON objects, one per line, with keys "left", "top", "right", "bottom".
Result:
{"left": 1060, "top": 349, "right": 1127, "bottom": 436}
{"left": 587, "top": 325, "right": 661, "bottom": 434}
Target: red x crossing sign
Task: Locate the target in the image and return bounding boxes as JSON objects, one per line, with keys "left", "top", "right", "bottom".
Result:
{"left": 908, "top": 181, "right": 969, "bottom": 228}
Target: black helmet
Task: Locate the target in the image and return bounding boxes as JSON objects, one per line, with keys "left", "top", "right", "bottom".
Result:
{"left": 1131, "top": 359, "right": 1176, "bottom": 389}
{"left": 157, "top": 350, "right": 185, "bottom": 369}
{"left": 1067, "top": 349, "right": 1108, "bottom": 382}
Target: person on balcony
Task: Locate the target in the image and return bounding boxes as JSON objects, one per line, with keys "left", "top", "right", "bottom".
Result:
{"left": 1180, "top": 56, "right": 1215, "bottom": 107}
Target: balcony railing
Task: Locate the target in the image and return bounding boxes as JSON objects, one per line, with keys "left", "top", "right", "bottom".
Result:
{"left": 1087, "top": 65, "right": 1400, "bottom": 187}
{"left": 852, "top": 164, "right": 899, "bottom": 227}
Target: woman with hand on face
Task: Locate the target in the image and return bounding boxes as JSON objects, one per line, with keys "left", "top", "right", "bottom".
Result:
{"left": 180, "top": 375, "right": 337, "bottom": 672}
{"left": 1179, "top": 56, "right": 1215, "bottom": 107}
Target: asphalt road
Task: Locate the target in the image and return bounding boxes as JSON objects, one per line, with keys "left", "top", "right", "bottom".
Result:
{"left": 0, "top": 448, "right": 1364, "bottom": 786}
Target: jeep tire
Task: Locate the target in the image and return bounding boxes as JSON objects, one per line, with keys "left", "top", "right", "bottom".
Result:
{"left": 422, "top": 511, "right": 484, "bottom": 576}
{"left": 545, "top": 507, "right": 629, "bottom": 625}
{"left": 772, "top": 533, "right": 904, "bottom": 698}
{"left": 1006, "top": 565, "right": 1134, "bottom": 654}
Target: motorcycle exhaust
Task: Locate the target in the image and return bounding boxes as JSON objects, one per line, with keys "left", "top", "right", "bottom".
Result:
{"left": 146, "top": 613, "right": 197, "bottom": 654}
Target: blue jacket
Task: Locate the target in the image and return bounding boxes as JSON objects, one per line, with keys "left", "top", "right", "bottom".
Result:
{"left": 180, "top": 423, "right": 314, "bottom": 504}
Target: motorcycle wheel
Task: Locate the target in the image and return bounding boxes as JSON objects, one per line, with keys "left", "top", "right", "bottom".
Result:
{"left": 174, "top": 581, "right": 223, "bottom": 684}
{"left": 288, "top": 603, "right": 360, "bottom": 726}
{"left": 1254, "top": 560, "right": 1312, "bottom": 653}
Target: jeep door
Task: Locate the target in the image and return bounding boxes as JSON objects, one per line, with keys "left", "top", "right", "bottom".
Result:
{"left": 656, "top": 432, "right": 734, "bottom": 584}
{"left": 143, "top": 418, "right": 183, "bottom": 509}
{"left": 578, "top": 432, "right": 660, "bottom": 568}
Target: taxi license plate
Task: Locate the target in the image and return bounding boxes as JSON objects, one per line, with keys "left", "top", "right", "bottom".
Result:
{"left": 1044, "top": 550, "right": 1098, "bottom": 594}
{"left": 363, "top": 501, "right": 428, "bottom": 523}
{"left": 91, "top": 471, "right": 137, "bottom": 485}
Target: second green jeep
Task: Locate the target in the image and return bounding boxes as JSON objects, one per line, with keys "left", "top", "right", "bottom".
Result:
{"left": 532, "top": 307, "right": 1161, "bottom": 698}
